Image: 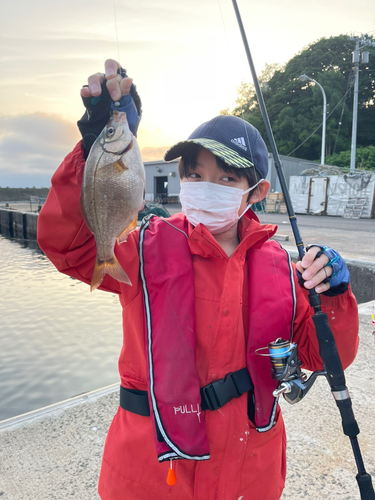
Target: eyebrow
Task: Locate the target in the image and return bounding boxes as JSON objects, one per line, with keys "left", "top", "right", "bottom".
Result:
{"left": 191, "top": 159, "right": 240, "bottom": 178}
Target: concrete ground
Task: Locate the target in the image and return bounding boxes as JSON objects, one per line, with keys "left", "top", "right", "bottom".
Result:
{"left": 257, "top": 212, "right": 375, "bottom": 263}
{"left": 0, "top": 202, "right": 40, "bottom": 213}
{"left": 0, "top": 301, "right": 374, "bottom": 500}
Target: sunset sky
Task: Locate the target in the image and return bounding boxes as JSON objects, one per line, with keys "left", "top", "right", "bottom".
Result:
{"left": 1, "top": 0, "right": 374, "bottom": 187}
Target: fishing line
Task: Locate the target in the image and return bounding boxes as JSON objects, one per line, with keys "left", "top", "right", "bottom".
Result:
{"left": 112, "top": 0, "right": 121, "bottom": 63}
{"left": 216, "top": 0, "right": 290, "bottom": 330}
{"left": 217, "top": 0, "right": 231, "bottom": 53}
{"left": 333, "top": 101, "right": 347, "bottom": 156}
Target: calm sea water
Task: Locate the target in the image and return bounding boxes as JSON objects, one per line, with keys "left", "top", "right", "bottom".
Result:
{"left": 0, "top": 235, "right": 123, "bottom": 421}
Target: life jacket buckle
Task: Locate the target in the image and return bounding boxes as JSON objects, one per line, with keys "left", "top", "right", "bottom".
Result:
{"left": 201, "top": 372, "right": 241, "bottom": 412}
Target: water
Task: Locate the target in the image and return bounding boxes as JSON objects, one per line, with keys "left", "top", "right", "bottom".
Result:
{"left": 0, "top": 236, "right": 123, "bottom": 421}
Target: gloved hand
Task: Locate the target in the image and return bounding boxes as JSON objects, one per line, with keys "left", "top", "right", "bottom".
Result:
{"left": 77, "top": 59, "right": 142, "bottom": 159}
{"left": 295, "top": 245, "right": 350, "bottom": 296}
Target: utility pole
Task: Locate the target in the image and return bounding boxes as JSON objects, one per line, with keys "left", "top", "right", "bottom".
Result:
{"left": 349, "top": 34, "right": 375, "bottom": 172}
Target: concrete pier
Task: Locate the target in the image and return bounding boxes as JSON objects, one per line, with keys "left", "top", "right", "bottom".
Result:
{"left": 0, "top": 303, "right": 374, "bottom": 500}
{"left": 0, "top": 208, "right": 38, "bottom": 240}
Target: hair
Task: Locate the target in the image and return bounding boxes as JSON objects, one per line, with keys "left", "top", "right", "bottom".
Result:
{"left": 178, "top": 144, "right": 263, "bottom": 202}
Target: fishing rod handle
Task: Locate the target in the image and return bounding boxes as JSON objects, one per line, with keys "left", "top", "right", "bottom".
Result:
{"left": 357, "top": 473, "right": 375, "bottom": 500}
{"left": 312, "top": 312, "right": 346, "bottom": 388}
{"left": 312, "top": 312, "right": 360, "bottom": 436}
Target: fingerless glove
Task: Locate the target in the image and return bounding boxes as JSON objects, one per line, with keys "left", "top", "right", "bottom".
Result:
{"left": 77, "top": 68, "right": 142, "bottom": 159}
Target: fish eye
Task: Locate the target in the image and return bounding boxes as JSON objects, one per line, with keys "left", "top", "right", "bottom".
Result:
{"left": 106, "top": 127, "right": 115, "bottom": 137}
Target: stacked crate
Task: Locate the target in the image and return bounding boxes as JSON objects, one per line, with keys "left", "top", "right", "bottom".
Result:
{"left": 265, "top": 192, "right": 287, "bottom": 213}
{"left": 278, "top": 200, "right": 287, "bottom": 214}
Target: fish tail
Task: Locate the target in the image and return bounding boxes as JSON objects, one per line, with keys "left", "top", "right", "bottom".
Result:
{"left": 91, "top": 256, "right": 132, "bottom": 292}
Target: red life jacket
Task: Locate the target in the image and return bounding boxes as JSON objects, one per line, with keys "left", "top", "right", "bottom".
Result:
{"left": 139, "top": 214, "right": 296, "bottom": 463}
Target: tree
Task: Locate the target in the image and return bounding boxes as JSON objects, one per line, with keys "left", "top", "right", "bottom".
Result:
{"left": 326, "top": 145, "right": 375, "bottom": 170}
{"left": 223, "top": 35, "right": 375, "bottom": 163}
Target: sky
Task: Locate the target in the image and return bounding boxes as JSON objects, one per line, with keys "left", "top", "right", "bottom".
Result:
{"left": 1, "top": 0, "right": 374, "bottom": 187}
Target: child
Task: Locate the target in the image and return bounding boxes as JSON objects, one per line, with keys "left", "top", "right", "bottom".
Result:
{"left": 37, "top": 60, "right": 358, "bottom": 500}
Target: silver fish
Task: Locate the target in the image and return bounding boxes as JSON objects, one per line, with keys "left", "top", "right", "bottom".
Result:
{"left": 81, "top": 110, "right": 145, "bottom": 291}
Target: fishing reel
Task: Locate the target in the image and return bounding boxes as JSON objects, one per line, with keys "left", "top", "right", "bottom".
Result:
{"left": 267, "top": 338, "right": 326, "bottom": 404}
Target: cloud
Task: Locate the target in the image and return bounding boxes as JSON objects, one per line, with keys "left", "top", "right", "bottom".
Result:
{"left": 0, "top": 113, "right": 173, "bottom": 188}
{"left": 140, "top": 146, "right": 169, "bottom": 162}
{"left": 0, "top": 113, "right": 80, "bottom": 187}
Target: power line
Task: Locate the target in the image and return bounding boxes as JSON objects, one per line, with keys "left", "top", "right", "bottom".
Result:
{"left": 332, "top": 72, "right": 354, "bottom": 155}
{"left": 286, "top": 84, "right": 353, "bottom": 157}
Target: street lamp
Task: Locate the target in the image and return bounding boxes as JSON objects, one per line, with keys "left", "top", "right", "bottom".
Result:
{"left": 298, "top": 74, "right": 327, "bottom": 165}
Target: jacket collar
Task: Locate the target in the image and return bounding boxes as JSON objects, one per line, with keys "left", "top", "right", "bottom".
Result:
{"left": 182, "top": 210, "right": 277, "bottom": 260}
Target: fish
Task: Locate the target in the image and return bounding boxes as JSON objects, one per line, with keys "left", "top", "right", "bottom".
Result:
{"left": 80, "top": 110, "right": 145, "bottom": 291}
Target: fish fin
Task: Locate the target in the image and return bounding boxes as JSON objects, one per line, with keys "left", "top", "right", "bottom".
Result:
{"left": 90, "top": 256, "right": 132, "bottom": 292}
{"left": 117, "top": 217, "right": 138, "bottom": 244}
{"left": 113, "top": 158, "right": 128, "bottom": 171}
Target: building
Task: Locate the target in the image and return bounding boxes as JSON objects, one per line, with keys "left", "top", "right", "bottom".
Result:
{"left": 144, "top": 160, "right": 179, "bottom": 203}
{"left": 144, "top": 154, "right": 329, "bottom": 203}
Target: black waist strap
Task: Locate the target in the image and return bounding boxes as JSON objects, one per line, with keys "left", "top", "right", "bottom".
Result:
{"left": 120, "top": 367, "right": 254, "bottom": 416}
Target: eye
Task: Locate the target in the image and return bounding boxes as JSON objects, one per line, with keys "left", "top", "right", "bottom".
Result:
{"left": 106, "top": 127, "right": 115, "bottom": 137}
{"left": 221, "top": 176, "right": 236, "bottom": 182}
{"left": 188, "top": 172, "right": 201, "bottom": 179}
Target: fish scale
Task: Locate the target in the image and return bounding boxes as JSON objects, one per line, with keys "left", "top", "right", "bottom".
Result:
{"left": 81, "top": 110, "right": 145, "bottom": 291}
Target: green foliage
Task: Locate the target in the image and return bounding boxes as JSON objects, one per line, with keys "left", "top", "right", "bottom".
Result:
{"left": 226, "top": 35, "right": 375, "bottom": 162}
{"left": 326, "top": 145, "right": 375, "bottom": 170}
{"left": 0, "top": 187, "right": 50, "bottom": 202}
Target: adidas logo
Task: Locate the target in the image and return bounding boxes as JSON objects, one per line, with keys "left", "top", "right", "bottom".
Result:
{"left": 231, "top": 137, "right": 247, "bottom": 151}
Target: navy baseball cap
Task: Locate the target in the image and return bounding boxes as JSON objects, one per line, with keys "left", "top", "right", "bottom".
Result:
{"left": 164, "top": 115, "right": 269, "bottom": 178}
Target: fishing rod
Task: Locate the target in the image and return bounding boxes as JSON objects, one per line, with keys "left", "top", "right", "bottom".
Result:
{"left": 231, "top": 1, "right": 375, "bottom": 499}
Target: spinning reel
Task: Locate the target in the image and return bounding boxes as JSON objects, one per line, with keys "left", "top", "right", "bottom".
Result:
{"left": 267, "top": 338, "right": 326, "bottom": 404}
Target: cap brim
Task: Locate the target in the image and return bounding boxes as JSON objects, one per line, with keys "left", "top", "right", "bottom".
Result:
{"left": 164, "top": 138, "right": 254, "bottom": 169}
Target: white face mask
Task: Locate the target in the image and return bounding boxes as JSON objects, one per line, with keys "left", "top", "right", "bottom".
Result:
{"left": 179, "top": 179, "right": 263, "bottom": 235}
